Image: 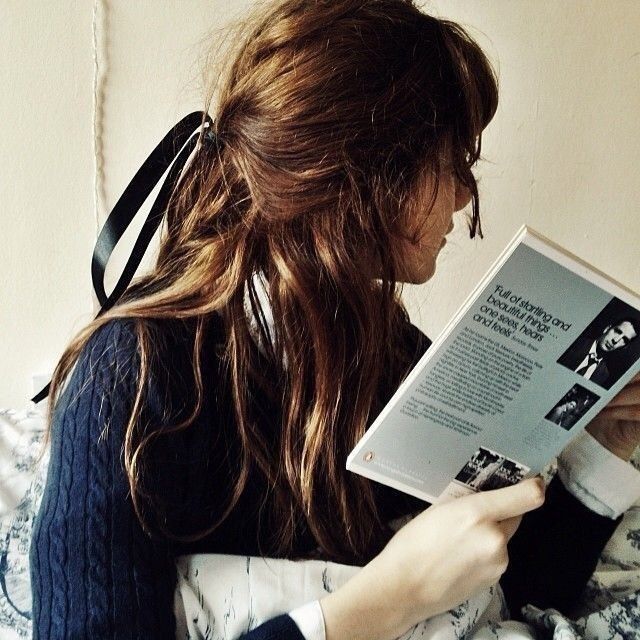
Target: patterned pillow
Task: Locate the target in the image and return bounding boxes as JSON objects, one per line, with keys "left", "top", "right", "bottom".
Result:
{"left": 0, "top": 407, "right": 49, "bottom": 640}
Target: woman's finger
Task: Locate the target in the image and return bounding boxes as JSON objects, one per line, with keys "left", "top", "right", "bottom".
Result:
{"left": 604, "top": 381, "right": 640, "bottom": 407}
{"left": 497, "top": 514, "right": 523, "bottom": 541}
{"left": 465, "top": 478, "right": 545, "bottom": 522}
{"left": 598, "top": 405, "right": 640, "bottom": 422}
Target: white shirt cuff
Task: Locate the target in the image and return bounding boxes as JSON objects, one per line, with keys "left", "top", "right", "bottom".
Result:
{"left": 557, "top": 429, "right": 640, "bottom": 519}
{"left": 289, "top": 599, "right": 326, "bottom": 640}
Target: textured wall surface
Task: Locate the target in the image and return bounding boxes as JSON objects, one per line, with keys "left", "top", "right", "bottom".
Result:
{"left": 1, "top": 2, "right": 95, "bottom": 407}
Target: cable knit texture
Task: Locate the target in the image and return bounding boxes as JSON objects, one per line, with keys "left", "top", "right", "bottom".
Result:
{"left": 29, "top": 319, "right": 310, "bottom": 640}
{"left": 29, "top": 317, "right": 624, "bottom": 638}
{"left": 30, "top": 321, "right": 175, "bottom": 638}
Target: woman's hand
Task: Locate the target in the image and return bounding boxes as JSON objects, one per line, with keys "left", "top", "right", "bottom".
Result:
{"left": 319, "top": 477, "right": 545, "bottom": 640}
{"left": 586, "top": 372, "right": 640, "bottom": 461}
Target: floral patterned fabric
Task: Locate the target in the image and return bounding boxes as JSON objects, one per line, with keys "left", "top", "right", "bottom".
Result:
{"left": 2, "top": 405, "right": 639, "bottom": 639}
{"left": 0, "top": 408, "right": 49, "bottom": 639}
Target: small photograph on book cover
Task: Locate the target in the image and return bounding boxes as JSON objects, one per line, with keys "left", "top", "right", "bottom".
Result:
{"left": 544, "top": 384, "right": 600, "bottom": 430}
{"left": 557, "top": 297, "right": 640, "bottom": 390}
{"left": 453, "top": 447, "right": 530, "bottom": 492}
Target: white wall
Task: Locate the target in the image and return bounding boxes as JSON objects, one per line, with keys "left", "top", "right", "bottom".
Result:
{"left": 2, "top": 1, "right": 640, "bottom": 407}
{"left": 1, "top": 2, "right": 95, "bottom": 408}
{"left": 404, "top": 1, "right": 640, "bottom": 339}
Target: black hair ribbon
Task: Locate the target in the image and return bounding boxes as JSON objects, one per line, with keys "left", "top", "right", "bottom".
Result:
{"left": 31, "top": 111, "right": 214, "bottom": 404}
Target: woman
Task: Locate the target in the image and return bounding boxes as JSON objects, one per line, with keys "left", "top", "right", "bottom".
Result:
{"left": 30, "top": 1, "right": 640, "bottom": 638}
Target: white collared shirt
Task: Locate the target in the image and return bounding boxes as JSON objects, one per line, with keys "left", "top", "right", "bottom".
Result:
{"left": 575, "top": 340, "right": 603, "bottom": 379}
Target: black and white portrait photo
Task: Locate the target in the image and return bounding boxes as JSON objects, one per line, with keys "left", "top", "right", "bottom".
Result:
{"left": 545, "top": 384, "right": 600, "bottom": 430}
{"left": 454, "top": 447, "right": 530, "bottom": 491}
{"left": 557, "top": 297, "right": 640, "bottom": 389}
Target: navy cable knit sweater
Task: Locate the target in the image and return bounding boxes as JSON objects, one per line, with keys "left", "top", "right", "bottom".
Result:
{"left": 30, "top": 317, "right": 623, "bottom": 639}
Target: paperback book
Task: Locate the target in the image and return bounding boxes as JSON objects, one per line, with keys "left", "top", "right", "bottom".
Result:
{"left": 347, "top": 226, "right": 640, "bottom": 503}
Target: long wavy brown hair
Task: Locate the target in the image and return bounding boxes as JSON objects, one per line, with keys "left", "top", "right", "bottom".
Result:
{"left": 43, "top": 0, "right": 498, "bottom": 563}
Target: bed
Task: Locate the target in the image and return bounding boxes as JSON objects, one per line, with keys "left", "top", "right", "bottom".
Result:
{"left": 2, "top": 405, "right": 639, "bottom": 639}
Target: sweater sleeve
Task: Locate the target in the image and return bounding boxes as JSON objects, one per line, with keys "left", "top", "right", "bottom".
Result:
{"left": 29, "top": 320, "right": 178, "bottom": 639}
{"left": 499, "top": 472, "right": 623, "bottom": 620}
{"left": 29, "top": 319, "right": 308, "bottom": 640}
